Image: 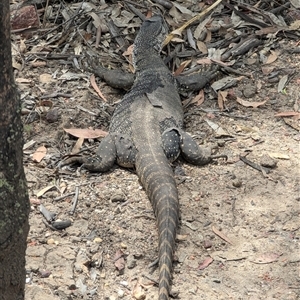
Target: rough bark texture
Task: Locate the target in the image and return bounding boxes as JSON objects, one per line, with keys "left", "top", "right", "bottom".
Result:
{"left": 0, "top": 1, "right": 30, "bottom": 300}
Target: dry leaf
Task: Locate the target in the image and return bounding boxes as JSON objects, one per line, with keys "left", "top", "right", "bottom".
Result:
{"left": 132, "top": 281, "right": 146, "bottom": 300}
{"left": 90, "top": 74, "right": 107, "bottom": 102}
{"left": 196, "top": 40, "right": 208, "bottom": 54}
{"left": 64, "top": 128, "right": 108, "bottom": 139}
{"left": 250, "top": 252, "right": 282, "bottom": 264}
{"left": 122, "top": 44, "right": 134, "bottom": 57}
{"left": 15, "top": 78, "right": 32, "bottom": 83}
{"left": 277, "top": 75, "right": 288, "bottom": 93}
{"left": 192, "top": 89, "right": 205, "bottom": 106}
{"left": 211, "top": 76, "right": 238, "bottom": 91}
{"left": 71, "top": 137, "right": 84, "bottom": 155}
{"left": 268, "top": 152, "right": 290, "bottom": 160}
{"left": 217, "top": 90, "right": 228, "bottom": 110}
{"left": 36, "top": 185, "right": 56, "bottom": 198}
{"left": 274, "top": 111, "right": 300, "bottom": 117}
{"left": 163, "top": 0, "right": 223, "bottom": 46}
{"left": 39, "top": 73, "right": 54, "bottom": 84}
{"left": 114, "top": 250, "right": 125, "bottom": 271}
{"left": 205, "top": 119, "right": 232, "bottom": 137}
{"left": 236, "top": 97, "right": 266, "bottom": 108}
{"left": 264, "top": 50, "right": 278, "bottom": 65}
{"left": 198, "top": 257, "right": 213, "bottom": 270}
{"left": 261, "top": 66, "right": 275, "bottom": 75}
{"left": 212, "top": 226, "right": 234, "bottom": 245}
{"left": 32, "top": 146, "right": 47, "bottom": 162}
{"left": 23, "top": 140, "right": 36, "bottom": 150}
{"left": 196, "top": 58, "right": 212, "bottom": 65}
{"left": 174, "top": 60, "right": 191, "bottom": 76}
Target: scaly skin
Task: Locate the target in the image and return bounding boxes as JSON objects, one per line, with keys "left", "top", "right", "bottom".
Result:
{"left": 82, "top": 16, "right": 213, "bottom": 299}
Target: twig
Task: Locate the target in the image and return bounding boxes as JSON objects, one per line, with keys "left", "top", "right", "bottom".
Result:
{"left": 163, "top": 0, "right": 223, "bottom": 46}
{"left": 54, "top": 192, "right": 75, "bottom": 201}
{"left": 40, "top": 204, "right": 56, "bottom": 222}
{"left": 240, "top": 155, "right": 271, "bottom": 174}
{"left": 70, "top": 186, "right": 79, "bottom": 215}
{"left": 41, "top": 92, "right": 72, "bottom": 99}
{"left": 143, "top": 274, "right": 159, "bottom": 285}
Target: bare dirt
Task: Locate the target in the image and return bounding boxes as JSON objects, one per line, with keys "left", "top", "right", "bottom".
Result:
{"left": 12, "top": 1, "right": 300, "bottom": 299}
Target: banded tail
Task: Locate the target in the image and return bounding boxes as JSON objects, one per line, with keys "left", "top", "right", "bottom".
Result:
{"left": 136, "top": 150, "right": 178, "bottom": 300}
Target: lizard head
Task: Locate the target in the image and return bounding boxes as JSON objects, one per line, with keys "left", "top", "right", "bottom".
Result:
{"left": 133, "top": 15, "right": 168, "bottom": 65}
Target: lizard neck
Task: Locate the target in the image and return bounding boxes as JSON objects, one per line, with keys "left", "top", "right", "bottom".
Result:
{"left": 134, "top": 52, "right": 165, "bottom": 73}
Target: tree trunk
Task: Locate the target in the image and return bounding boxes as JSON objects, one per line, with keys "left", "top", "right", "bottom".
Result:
{"left": 0, "top": 1, "right": 30, "bottom": 300}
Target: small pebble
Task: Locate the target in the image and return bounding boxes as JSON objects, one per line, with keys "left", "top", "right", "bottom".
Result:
{"left": 47, "top": 238, "right": 55, "bottom": 245}
{"left": 260, "top": 154, "right": 277, "bottom": 168}
{"left": 203, "top": 240, "right": 213, "bottom": 249}
{"left": 117, "top": 289, "right": 125, "bottom": 297}
{"left": 120, "top": 242, "right": 127, "bottom": 249}
{"left": 110, "top": 191, "right": 126, "bottom": 202}
{"left": 93, "top": 237, "right": 103, "bottom": 244}
{"left": 46, "top": 108, "right": 59, "bottom": 123}
{"left": 242, "top": 84, "right": 257, "bottom": 98}
{"left": 126, "top": 254, "right": 137, "bottom": 269}
{"left": 232, "top": 178, "right": 242, "bottom": 188}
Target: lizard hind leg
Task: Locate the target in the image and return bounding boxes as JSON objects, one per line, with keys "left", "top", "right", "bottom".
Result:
{"left": 114, "top": 133, "right": 137, "bottom": 168}
{"left": 83, "top": 135, "right": 117, "bottom": 172}
{"left": 161, "top": 129, "right": 181, "bottom": 162}
{"left": 179, "top": 131, "right": 212, "bottom": 166}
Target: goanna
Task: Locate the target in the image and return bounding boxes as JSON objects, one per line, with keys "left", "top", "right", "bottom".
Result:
{"left": 84, "top": 15, "right": 216, "bottom": 300}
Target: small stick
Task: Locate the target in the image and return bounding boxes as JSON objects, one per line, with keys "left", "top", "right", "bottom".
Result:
{"left": 40, "top": 204, "right": 56, "bottom": 222}
{"left": 70, "top": 186, "right": 79, "bottom": 215}
{"left": 240, "top": 155, "right": 271, "bottom": 174}
{"left": 54, "top": 192, "right": 75, "bottom": 201}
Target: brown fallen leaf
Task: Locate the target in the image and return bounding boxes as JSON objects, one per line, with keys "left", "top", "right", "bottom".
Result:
{"left": 264, "top": 50, "right": 278, "bottom": 65}
{"left": 236, "top": 97, "right": 266, "bottom": 108}
{"left": 64, "top": 128, "right": 108, "bottom": 139}
{"left": 114, "top": 249, "right": 125, "bottom": 271}
{"left": 132, "top": 281, "right": 146, "bottom": 300}
{"left": 198, "top": 256, "right": 213, "bottom": 270}
{"left": 192, "top": 89, "right": 205, "bottom": 106}
{"left": 196, "top": 58, "right": 212, "bottom": 65}
{"left": 196, "top": 40, "right": 208, "bottom": 54}
{"left": 90, "top": 74, "right": 107, "bottom": 102}
{"left": 212, "top": 225, "right": 234, "bottom": 245}
{"left": 174, "top": 59, "right": 191, "bottom": 76}
{"left": 250, "top": 252, "right": 282, "bottom": 264}
{"left": 32, "top": 146, "right": 47, "bottom": 162}
{"left": 122, "top": 44, "right": 134, "bottom": 70}
{"left": 71, "top": 137, "right": 84, "bottom": 155}
{"left": 274, "top": 111, "right": 300, "bottom": 117}
{"left": 217, "top": 90, "right": 228, "bottom": 110}
{"left": 261, "top": 66, "right": 275, "bottom": 75}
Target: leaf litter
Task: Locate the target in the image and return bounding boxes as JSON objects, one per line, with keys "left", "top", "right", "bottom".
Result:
{"left": 14, "top": 0, "right": 300, "bottom": 299}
